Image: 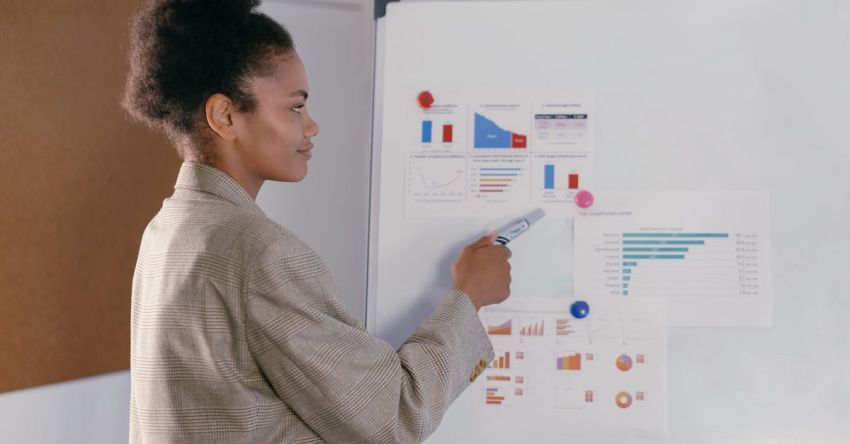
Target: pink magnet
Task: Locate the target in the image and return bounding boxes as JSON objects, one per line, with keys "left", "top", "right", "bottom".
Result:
{"left": 575, "top": 189, "right": 594, "bottom": 209}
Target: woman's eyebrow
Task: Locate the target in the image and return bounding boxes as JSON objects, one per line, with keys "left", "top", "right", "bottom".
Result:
{"left": 289, "top": 89, "right": 309, "bottom": 100}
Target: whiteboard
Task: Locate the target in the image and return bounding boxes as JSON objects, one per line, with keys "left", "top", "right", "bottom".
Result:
{"left": 367, "top": 1, "right": 850, "bottom": 442}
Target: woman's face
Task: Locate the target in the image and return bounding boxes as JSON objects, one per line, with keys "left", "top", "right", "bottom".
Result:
{"left": 233, "top": 51, "right": 319, "bottom": 183}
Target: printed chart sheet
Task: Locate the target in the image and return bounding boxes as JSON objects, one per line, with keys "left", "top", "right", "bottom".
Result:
{"left": 474, "top": 297, "right": 668, "bottom": 438}
{"left": 405, "top": 91, "right": 593, "bottom": 218}
{"left": 574, "top": 191, "right": 773, "bottom": 326}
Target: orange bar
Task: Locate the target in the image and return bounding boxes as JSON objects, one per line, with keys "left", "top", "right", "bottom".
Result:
{"left": 498, "top": 356, "right": 504, "bottom": 368}
{"left": 567, "top": 353, "right": 581, "bottom": 370}
{"left": 505, "top": 352, "right": 510, "bottom": 369}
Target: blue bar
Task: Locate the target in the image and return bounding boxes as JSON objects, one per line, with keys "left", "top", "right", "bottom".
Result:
{"left": 422, "top": 120, "right": 432, "bottom": 143}
{"left": 623, "top": 233, "right": 728, "bottom": 238}
{"left": 623, "top": 269, "right": 631, "bottom": 274}
{"left": 623, "top": 240, "right": 705, "bottom": 245}
{"left": 481, "top": 174, "right": 520, "bottom": 177}
{"left": 623, "top": 283, "right": 629, "bottom": 288}
{"left": 623, "top": 255, "right": 686, "bottom": 259}
{"left": 623, "top": 276, "right": 630, "bottom": 282}
{"left": 622, "top": 262, "right": 637, "bottom": 267}
{"left": 623, "top": 247, "right": 688, "bottom": 252}
{"left": 544, "top": 164, "right": 555, "bottom": 189}
{"left": 481, "top": 168, "right": 522, "bottom": 171}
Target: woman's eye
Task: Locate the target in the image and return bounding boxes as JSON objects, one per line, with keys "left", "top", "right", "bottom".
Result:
{"left": 291, "top": 104, "right": 305, "bottom": 113}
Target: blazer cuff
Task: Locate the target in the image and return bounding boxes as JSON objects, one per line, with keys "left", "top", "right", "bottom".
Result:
{"left": 438, "top": 289, "right": 495, "bottom": 393}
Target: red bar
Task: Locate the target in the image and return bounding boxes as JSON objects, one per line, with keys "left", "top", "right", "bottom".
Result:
{"left": 505, "top": 352, "right": 510, "bottom": 369}
{"left": 568, "top": 173, "right": 579, "bottom": 189}
{"left": 511, "top": 133, "right": 527, "bottom": 148}
{"left": 442, "top": 124, "right": 453, "bottom": 143}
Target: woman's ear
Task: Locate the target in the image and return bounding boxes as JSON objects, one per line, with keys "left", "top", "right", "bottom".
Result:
{"left": 204, "top": 93, "right": 237, "bottom": 141}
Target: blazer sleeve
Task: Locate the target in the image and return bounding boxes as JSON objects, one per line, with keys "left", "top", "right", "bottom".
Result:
{"left": 245, "top": 237, "right": 495, "bottom": 443}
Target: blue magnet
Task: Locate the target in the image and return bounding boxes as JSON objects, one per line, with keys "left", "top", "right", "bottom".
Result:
{"left": 571, "top": 300, "right": 590, "bottom": 319}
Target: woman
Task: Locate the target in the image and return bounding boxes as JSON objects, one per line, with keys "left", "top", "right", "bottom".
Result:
{"left": 123, "top": 0, "right": 512, "bottom": 442}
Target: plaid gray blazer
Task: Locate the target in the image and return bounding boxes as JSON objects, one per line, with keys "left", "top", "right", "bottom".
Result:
{"left": 130, "top": 162, "right": 494, "bottom": 443}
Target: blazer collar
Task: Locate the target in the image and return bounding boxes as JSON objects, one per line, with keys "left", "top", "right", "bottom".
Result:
{"left": 174, "top": 162, "right": 265, "bottom": 214}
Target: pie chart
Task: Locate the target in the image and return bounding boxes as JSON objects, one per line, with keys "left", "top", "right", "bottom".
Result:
{"left": 616, "top": 354, "right": 633, "bottom": 371}
{"left": 615, "top": 391, "right": 633, "bottom": 409}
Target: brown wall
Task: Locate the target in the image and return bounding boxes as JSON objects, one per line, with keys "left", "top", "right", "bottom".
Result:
{"left": 0, "top": 1, "right": 180, "bottom": 393}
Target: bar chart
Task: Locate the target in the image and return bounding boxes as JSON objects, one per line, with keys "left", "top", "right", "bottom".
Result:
{"left": 489, "top": 351, "right": 512, "bottom": 369}
{"left": 477, "top": 167, "right": 522, "bottom": 194}
{"left": 486, "top": 387, "right": 505, "bottom": 405}
{"left": 468, "top": 155, "right": 530, "bottom": 205}
{"left": 555, "top": 319, "right": 575, "bottom": 336}
{"left": 520, "top": 319, "right": 545, "bottom": 337}
{"left": 618, "top": 232, "right": 744, "bottom": 297}
{"left": 420, "top": 120, "right": 456, "bottom": 144}
{"left": 556, "top": 353, "right": 582, "bottom": 371}
{"left": 410, "top": 100, "right": 466, "bottom": 150}
{"left": 543, "top": 164, "right": 580, "bottom": 190}
{"left": 532, "top": 153, "right": 591, "bottom": 205}
{"left": 580, "top": 228, "right": 762, "bottom": 299}
{"left": 573, "top": 191, "right": 772, "bottom": 326}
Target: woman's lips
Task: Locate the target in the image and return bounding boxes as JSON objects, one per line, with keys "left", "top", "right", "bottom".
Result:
{"left": 298, "top": 144, "right": 313, "bottom": 159}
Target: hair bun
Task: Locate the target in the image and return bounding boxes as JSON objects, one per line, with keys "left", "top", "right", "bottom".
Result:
{"left": 198, "top": 0, "right": 260, "bottom": 15}
{"left": 123, "top": 0, "right": 294, "bottom": 147}
{"left": 155, "top": 0, "right": 261, "bottom": 21}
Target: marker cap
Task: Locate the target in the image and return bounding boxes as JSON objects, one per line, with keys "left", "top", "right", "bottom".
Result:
{"left": 525, "top": 207, "right": 546, "bottom": 225}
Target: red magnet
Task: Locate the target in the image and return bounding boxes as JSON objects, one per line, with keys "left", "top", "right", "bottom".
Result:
{"left": 417, "top": 91, "right": 435, "bottom": 109}
{"left": 575, "top": 189, "right": 594, "bottom": 209}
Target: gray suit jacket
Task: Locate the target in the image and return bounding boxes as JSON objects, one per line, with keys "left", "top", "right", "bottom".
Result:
{"left": 130, "top": 162, "right": 494, "bottom": 443}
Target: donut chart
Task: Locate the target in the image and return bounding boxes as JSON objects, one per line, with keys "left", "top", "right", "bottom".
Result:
{"left": 616, "top": 354, "right": 633, "bottom": 371}
{"left": 615, "top": 391, "right": 633, "bottom": 409}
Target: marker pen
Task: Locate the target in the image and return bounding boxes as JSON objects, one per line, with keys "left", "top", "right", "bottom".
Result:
{"left": 494, "top": 208, "right": 546, "bottom": 245}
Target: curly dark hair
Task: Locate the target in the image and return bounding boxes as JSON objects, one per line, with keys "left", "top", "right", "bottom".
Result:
{"left": 122, "top": 0, "right": 295, "bottom": 162}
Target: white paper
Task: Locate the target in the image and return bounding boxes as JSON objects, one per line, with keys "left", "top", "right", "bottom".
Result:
{"left": 574, "top": 191, "right": 773, "bottom": 326}
{"left": 473, "top": 297, "right": 668, "bottom": 438}
{"left": 404, "top": 91, "right": 593, "bottom": 218}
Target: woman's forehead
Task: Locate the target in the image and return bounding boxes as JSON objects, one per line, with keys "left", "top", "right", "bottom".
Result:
{"left": 253, "top": 52, "right": 309, "bottom": 96}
